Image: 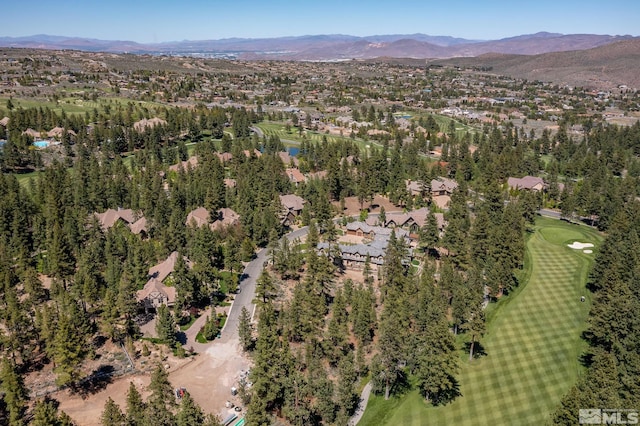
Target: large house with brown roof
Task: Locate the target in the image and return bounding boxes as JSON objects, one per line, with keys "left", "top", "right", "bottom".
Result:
{"left": 364, "top": 207, "right": 445, "bottom": 238}
{"left": 168, "top": 155, "right": 237, "bottom": 178}
{"left": 507, "top": 176, "right": 546, "bottom": 192}
{"left": 405, "top": 179, "right": 425, "bottom": 197}
{"left": 133, "top": 117, "right": 167, "bottom": 132}
{"left": 285, "top": 168, "right": 307, "bottom": 186}
{"left": 168, "top": 156, "right": 199, "bottom": 172}
{"left": 431, "top": 177, "right": 458, "bottom": 196}
{"left": 95, "top": 208, "right": 147, "bottom": 236}
{"left": 279, "top": 194, "right": 305, "bottom": 225}
{"left": 278, "top": 151, "right": 300, "bottom": 167}
{"left": 136, "top": 251, "right": 191, "bottom": 310}
{"left": 185, "top": 207, "right": 241, "bottom": 231}
{"left": 47, "top": 126, "right": 76, "bottom": 139}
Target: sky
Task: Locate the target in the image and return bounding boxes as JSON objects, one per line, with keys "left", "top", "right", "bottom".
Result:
{"left": 3, "top": 0, "right": 639, "bottom": 43}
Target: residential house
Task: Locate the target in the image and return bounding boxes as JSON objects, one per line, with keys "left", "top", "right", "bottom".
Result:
{"left": 217, "top": 152, "right": 234, "bottom": 162}
{"left": 22, "top": 128, "right": 42, "bottom": 139}
{"left": 370, "top": 208, "right": 445, "bottom": 238}
{"left": 243, "top": 149, "right": 262, "bottom": 158}
{"left": 133, "top": 117, "right": 167, "bottom": 132}
{"left": 308, "top": 170, "right": 328, "bottom": 181}
{"left": 345, "top": 221, "right": 376, "bottom": 238}
{"left": 185, "top": 207, "right": 210, "bottom": 228}
{"left": 186, "top": 207, "right": 241, "bottom": 231}
{"left": 47, "top": 126, "right": 76, "bottom": 139}
{"left": 169, "top": 156, "right": 199, "bottom": 172}
{"left": 431, "top": 177, "right": 458, "bottom": 196}
{"left": 279, "top": 194, "right": 305, "bottom": 225}
{"left": 278, "top": 151, "right": 300, "bottom": 167}
{"left": 318, "top": 241, "right": 386, "bottom": 268}
{"left": 136, "top": 251, "right": 190, "bottom": 310}
{"left": 285, "top": 168, "right": 306, "bottom": 186}
{"left": 318, "top": 226, "right": 411, "bottom": 270}
{"left": 405, "top": 179, "right": 424, "bottom": 197}
{"left": 95, "top": 208, "right": 147, "bottom": 236}
{"left": 507, "top": 176, "right": 546, "bottom": 192}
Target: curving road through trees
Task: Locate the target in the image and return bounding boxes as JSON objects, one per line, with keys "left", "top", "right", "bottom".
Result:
{"left": 219, "top": 226, "right": 309, "bottom": 343}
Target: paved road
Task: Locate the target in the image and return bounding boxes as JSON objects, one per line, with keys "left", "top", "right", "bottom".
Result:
{"left": 539, "top": 208, "right": 561, "bottom": 219}
{"left": 349, "top": 382, "right": 372, "bottom": 426}
{"left": 220, "top": 226, "right": 309, "bottom": 342}
{"left": 182, "top": 306, "right": 213, "bottom": 351}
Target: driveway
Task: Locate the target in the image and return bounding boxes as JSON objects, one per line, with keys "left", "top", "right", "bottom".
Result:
{"left": 181, "top": 306, "right": 213, "bottom": 352}
{"left": 220, "top": 226, "right": 310, "bottom": 342}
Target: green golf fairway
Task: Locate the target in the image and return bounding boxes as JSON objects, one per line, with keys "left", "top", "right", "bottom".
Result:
{"left": 360, "top": 217, "right": 601, "bottom": 426}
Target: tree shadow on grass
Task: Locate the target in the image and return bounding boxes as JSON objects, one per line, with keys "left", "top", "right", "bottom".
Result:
{"left": 176, "top": 331, "right": 187, "bottom": 345}
{"left": 432, "top": 377, "right": 462, "bottom": 406}
{"left": 393, "top": 369, "right": 412, "bottom": 396}
{"left": 464, "top": 341, "right": 488, "bottom": 360}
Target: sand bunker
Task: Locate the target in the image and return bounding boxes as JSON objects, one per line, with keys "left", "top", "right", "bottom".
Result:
{"left": 567, "top": 242, "right": 594, "bottom": 250}
{"left": 583, "top": 250, "right": 593, "bottom": 254}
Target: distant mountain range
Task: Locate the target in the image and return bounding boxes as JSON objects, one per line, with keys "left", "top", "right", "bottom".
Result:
{"left": 0, "top": 32, "right": 635, "bottom": 61}
{"left": 429, "top": 38, "right": 640, "bottom": 89}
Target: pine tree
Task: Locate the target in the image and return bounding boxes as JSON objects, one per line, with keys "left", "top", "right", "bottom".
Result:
{"left": 173, "top": 253, "right": 197, "bottom": 313}
{"left": 255, "top": 270, "right": 278, "bottom": 305}
{"left": 58, "top": 411, "right": 76, "bottom": 426}
{"left": 282, "top": 366, "right": 312, "bottom": 426}
{"left": 31, "top": 399, "right": 75, "bottom": 426}
{"left": 413, "top": 281, "right": 459, "bottom": 405}
{"left": 202, "top": 414, "right": 223, "bottom": 426}
{"left": 325, "top": 289, "right": 349, "bottom": 365}
{"left": 101, "top": 397, "right": 125, "bottom": 426}
{"left": 238, "top": 306, "right": 254, "bottom": 352}
{"left": 465, "top": 307, "right": 486, "bottom": 362}
{"left": 145, "top": 364, "right": 177, "bottom": 426}
{"left": 47, "top": 223, "right": 75, "bottom": 285}
{"left": 155, "top": 304, "right": 177, "bottom": 347}
{"left": 351, "top": 284, "right": 376, "bottom": 346}
{"left": 176, "top": 392, "right": 204, "bottom": 426}
{"left": 125, "top": 381, "right": 146, "bottom": 426}
{"left": 419, "top": 210, "right": 440, "bottom": 256}
{"left": 246, "top": 305, "right": 283, "bottom": 426}
{"left": 336, "top": 352, "right": 359, "bottom": 417}
{"left": 442, "top": 185, "right": 470, "bottom": 265}
{"left": 52, "top": 300, "right": 89, "bottom": 386}
{"left": 0, "top": 359, "right": 27, "bottom": 426}
{"left": 373, "top": 308, "right": 405, "bottom": 400}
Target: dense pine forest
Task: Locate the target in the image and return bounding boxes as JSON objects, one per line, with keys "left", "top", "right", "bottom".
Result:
{"left": 0, "top": 91, "right": 639, "bottom": 425}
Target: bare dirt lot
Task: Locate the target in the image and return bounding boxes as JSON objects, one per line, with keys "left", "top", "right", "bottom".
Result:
{"left": 54, "top": 337, "right": 250, "bottom": 425}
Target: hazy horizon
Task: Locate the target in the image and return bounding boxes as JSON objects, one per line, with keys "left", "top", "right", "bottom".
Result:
{"left": 3, "top": 0, "right": 639, "bottom": 44}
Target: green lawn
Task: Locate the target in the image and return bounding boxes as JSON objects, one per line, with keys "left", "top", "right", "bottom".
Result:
{"left": 257, "top": 121, "right": 355, "bottom": 144}
{"left": 360, "top": 217, "right": 601, "bottom": 425}
{"left": 256, "top": 116, "right": 476, "bottom": 154}
{"left": 179, "top": 315, "right": 198, "bottom": 331}
{"left": 422, "top": 113, "right": 478, "bottom": 138}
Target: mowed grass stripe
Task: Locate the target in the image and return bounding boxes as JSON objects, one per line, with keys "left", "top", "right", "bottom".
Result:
{"left": 360, "top": 218, "right": 600, "bottom": 426}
